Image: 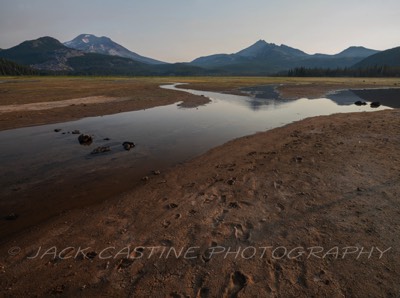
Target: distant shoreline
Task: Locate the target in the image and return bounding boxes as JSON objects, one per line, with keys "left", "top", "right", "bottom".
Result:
{"left": 0, "top": 76, "right": 399, "bottom": 130}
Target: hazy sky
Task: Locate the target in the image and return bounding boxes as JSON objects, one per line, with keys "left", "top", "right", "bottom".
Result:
{"left": 0, "top": 0, "right": 399, "bottom": 62}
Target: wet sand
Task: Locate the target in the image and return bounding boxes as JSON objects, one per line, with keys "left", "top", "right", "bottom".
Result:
{"left": 1, "top": 109, "right": 399, "bottom": 297}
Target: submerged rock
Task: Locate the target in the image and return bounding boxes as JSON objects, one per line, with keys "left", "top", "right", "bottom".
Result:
{"left": 122, "top": 141, "right": 135, "bottom": 151}
{"left": 71, "top": 130, "right": 81, "bottom": 135}
{"left": 91, "top": 146, "right": 111, "bottom": 154}
{"left": 354, "top": 101, "right": 367, "bottom": 106}
{"left": 78, "top": 134, "right": 93, "bottom": 145}
{"left": 54, "top": 128, "right": 62, "bottom": 132}
{"left": 370, "top": 101, "right": 381, "bottom": 108}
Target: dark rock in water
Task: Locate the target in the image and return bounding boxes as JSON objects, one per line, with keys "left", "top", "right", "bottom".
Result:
{"left": 354, "top": 101, "right": 367, "bottom": 106}
{"left": 103, "top": 138, "right": 110, "bottom": 141}
{"left": 122, "top": 141, "right": 135, "bottom": 151}
{"left": 78, "top": 134, "right": 93, "bottom": 145}
{"left": 71, "top": 129, "right": 81, "bottom": 134}
{"left": 5, "top": 213, "right": 19, "bottom": 220}
{"left": 54, "top": 128, "right": 62, "bottom": 132}
{"left": 370, "top": 101, "right": 381, "bottom": 108}
{"left": 91, "top": 146, "right": 111, "bottom": 154}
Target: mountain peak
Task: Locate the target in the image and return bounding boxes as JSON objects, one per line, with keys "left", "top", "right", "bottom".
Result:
{"left": 236, "top": 40, "right": 272, "bottom": 57}
{"left": 64, "top": 34, "right": 165, "bottom": 64}
{"left": 335, "top": 46, "right": 379, "bottom": 58}
{"left": 254, "top": 39, "right": 268, "bottom": 45}
{"left": 24, "top": 36, "right": 64, "bottom": 48}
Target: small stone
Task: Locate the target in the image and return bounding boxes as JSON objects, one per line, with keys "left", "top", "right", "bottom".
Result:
{"left": 91, "top": 146, "right": 111, "bottom": 154}
{"left": 72, "top": 129, "right": 81, "bottom": 135}
{"left": 141, "top": 176, "right": 149, "bottom": 182}
{"left": 122, "top": 141, "right": 135, "bottom": 151}
{"left": 78, "top": 134, "right": 93, "bottom": 145}
{"left": 54, "top": 128, "right": 62, "bottom": 132}
{"left": 153, "top": 170, "right": 161, "bottom": 175}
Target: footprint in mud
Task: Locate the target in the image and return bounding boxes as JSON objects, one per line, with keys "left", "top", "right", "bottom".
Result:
{"left": 166, "top": 203, "right": 178, "bottom": 209}
{"left": 276, "top": 202, "right": 285, "bottom": 212}
{"left": 197, "top": 287, "right": 210, "bottom": 298}
{"left": 194, "top": 273, "right": 209, "bottom": 297}
{"left": 201, "top": 241, "right": 218, "bottom": 263}
{"left": 117, "top": 258, "right": 134, "bottom": 270}
{"left": 223, "top": 271, "right": 249, "bottom": 298}
{"left": 232, "top": 223, "right": 252, "bottom": 242}
{"left": 213, "top": 209, "right": 229, "bottom": 228}
{"left": 169, "top": 292, "right": 184, "bottom": 298}
{"left": 161, "top": 239, "right": 173, "bottom": 246}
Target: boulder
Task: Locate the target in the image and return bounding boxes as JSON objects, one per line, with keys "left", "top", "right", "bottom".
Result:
{"left": 370, "top": 101, "right": 381, "bottom": 108}
{"left": 78, "top": 134, "right": 93, "bottom": 145}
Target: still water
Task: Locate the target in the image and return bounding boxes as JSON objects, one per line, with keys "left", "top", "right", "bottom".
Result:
{"left": 0, "top": 84, "right": 390, "bottom": 222}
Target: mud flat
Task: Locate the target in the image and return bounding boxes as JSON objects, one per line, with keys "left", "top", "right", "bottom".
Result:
{"left": 1, "top": 109, "right": 399, "bottom": 297}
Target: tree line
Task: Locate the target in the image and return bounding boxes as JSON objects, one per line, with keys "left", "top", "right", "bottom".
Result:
{"left": 0, "top": 58, "right": 39, "bottom": 76}
{"left": 286, "top": 65, "right": 400, "bottom": 77}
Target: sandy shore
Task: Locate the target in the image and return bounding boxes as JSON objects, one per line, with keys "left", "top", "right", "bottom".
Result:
{"left": 0, "top": 78, "right": 210, "bottom": 131}
{"left": 1, "top": 109, "right": 399, "bottom": 297}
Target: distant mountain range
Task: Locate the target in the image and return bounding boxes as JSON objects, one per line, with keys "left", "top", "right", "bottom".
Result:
{"left": 0, "top": 37, "right": 150, "bottom": 74}
{"left": 0, "top": 35, "right": 398, "bottom": 76}
{"left": 353, "top": 46, "right": 400, "bottom": 68}
{"left": 64, "top": 34, "right": 165, "bottom": 65}
{"left": 190, "top": 40, "right": 379, "bottom": 74}
{"left": 0, "top": 36, "right": 207, "bottom": 75}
